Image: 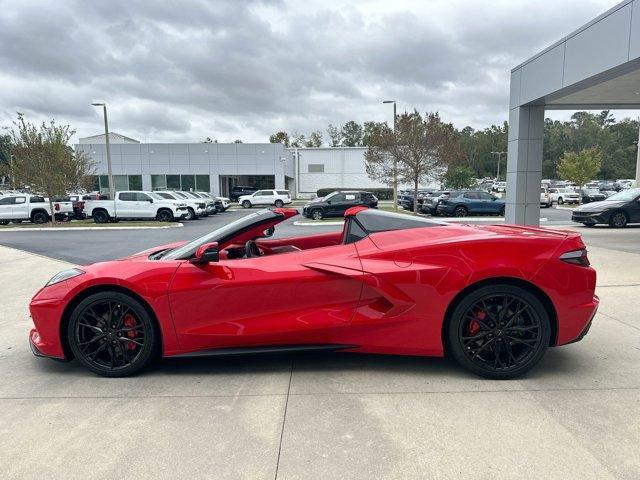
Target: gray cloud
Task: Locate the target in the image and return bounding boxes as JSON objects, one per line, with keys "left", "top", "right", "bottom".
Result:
{"left": 0, "top": 0, "right": 620, "bottom": 143}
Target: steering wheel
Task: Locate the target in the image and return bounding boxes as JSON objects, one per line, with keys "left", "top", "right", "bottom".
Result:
{"left": 245, "top": 240, "right": 262, "bottom": 258}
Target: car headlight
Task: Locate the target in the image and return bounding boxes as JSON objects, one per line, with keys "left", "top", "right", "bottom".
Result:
{"left": 46, "top": 268, "right": 85, "bottom": 287}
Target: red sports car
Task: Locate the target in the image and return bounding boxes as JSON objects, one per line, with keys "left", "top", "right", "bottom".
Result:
{"left": 29, "top": 207, "right": 598, "bottom": 379}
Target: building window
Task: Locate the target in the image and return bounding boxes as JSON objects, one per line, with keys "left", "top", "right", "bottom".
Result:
{"left": 308, "top": 164, "right": 324, "bottom": 173}
{"left": 180, "top": 174, "right": 195, "bottom": 191}
{"left": 195, "top": 175, "right": 210, "bottom": 192}
{"left": 151, "top": 174, "right": 166, "bottom": 190}
{"left": 128, "top": 175, "right": 143, "bottom": 190}
{"left": 113, "top": 175, "right": 129, "bottom": 192}
{"left": 166, "top": 175, "right": 181, "bottom": 190}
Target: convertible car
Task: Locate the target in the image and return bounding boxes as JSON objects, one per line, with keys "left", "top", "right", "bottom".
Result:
{"left": 29, "top": 207, "right": 598, "bottom": 379}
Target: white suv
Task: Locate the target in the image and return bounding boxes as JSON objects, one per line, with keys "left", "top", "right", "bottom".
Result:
{"left": 549, "top": 187, "right": 580, "bottom": 205}
{"left": 238, "top": 189, "right": 292, "bottom": 208}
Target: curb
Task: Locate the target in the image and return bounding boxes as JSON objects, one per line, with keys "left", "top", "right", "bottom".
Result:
{"left": 0, "top": 223, "right": 184, "bottom": 232}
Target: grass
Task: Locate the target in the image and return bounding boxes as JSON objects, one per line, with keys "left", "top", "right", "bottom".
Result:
{"left": 0, "top": 219, "right": 174, "bottom": 229}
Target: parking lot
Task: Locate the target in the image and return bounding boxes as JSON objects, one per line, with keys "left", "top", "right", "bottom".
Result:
{"left": 1, "top": 208, "right": 639, "bottom": 479}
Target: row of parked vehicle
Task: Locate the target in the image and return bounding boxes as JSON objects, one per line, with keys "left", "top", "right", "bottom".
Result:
{"left": 0, "top": 189, "right": 230, "bottom": 225}
{"left": 398, "top": 189, "right": 505, "bottom": 217}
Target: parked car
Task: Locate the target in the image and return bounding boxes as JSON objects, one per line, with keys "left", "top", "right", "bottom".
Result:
{"left": 0, "top": 194, "right": 74, "bottom": 224}
{"left": 29, "top": 207, "right": 598, "bottom": 379}
{"left": 230, "top": 186, "right": 258, "bottom": 202}
{"left": 302, "top": 190, "right": 378, "bottom": 219}
{"left": 175, "top": 191, "right": 216, "bottom": 216}
{"left": 65, "top": 195, "right": 87, "bottom": 220}
{"left": 572, "top": 188, "right": 640, "bottom": 227}
{"left": 436, "top": 190, "right": 505, "bottom": 217}
{"left": 491, "top": 181, "right": 507, "bottom": 193}
{"left": 579, "top": 188, "right": 606, "bottom": 204}
{"left": 540, "top": 186, "right": 552, "bottom": 208}
{"left": 549, "top": 187, "right": 580, "bottom": 205}
{"left": 153, "top": 191, "right": 206, "bottom": 220}
{"left": 399, "top": 189, "right": 434, "bottom": 211}
{"left": 420, "top": 191, "right": 449, "bottom": 215}
{"left": 84, "top": 191, "right": 188, "bottom": 223}
{"left": 194, "top": 191, "right": 229, "bottom": 213}
{"left": 238, "top": 189, "right": 292, "bottom": 209}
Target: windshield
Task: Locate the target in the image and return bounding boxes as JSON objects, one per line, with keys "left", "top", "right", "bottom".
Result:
{"left": 583, "top": 189, "right": 600, "bottom": 195}
{"left": 161, "top": 209, "right": 281, "bottom": 260}
{"left": 606, "top": 188, "right": 640, "bottom": 202}
{"left": 172, "top": 191, "right": 188, "bottom": 199}
{"left": 148, "top": 192, "right": 166, "bottom": 200}
{"left": 324, "top": 192, "right": 339, "bottom": 201}
{"left": 559, "top": 188, "right": 573, "bottom": 193}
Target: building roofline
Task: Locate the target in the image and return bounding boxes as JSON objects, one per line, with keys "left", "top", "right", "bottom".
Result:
{"left": 511, "top": 0, "right": 632, "bottom": 72}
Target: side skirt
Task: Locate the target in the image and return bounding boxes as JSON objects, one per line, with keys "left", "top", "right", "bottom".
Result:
{"left": 170, "top": 344, "right": 357, "bottom": 359}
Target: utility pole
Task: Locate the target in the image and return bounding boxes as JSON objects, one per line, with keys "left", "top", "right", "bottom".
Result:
{"left": 383, "top": 100, "right": 397, "bottom": 210}
{"left": 91, "top": 103, "right": 115, "bottom": 199}
{"left": 636, "top": 117, "right": 640, "bottom": 187}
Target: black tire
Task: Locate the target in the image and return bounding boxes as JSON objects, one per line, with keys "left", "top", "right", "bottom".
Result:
{"left": 557, "top": 197, "right": 564, "bottom": 205}
{"left": 242, "top": 200, "right": 251, "bottom": 209}
{"left": 446, "top": 284, "right": 550, "bottom": 379}
{"left": 156, "top": 209, "right": 173, "bottom": 222}
{"left": 274, "top": 199, "right": 284, "bottom": 208}
{"left": 454, "top": 206, "right": 468, "bottom": 217}
{"left": 93, "top": 210, "right": 109, "bottom": 224}
{"left": 0, "top": 220, "right": 10, "bottom": 226}
{"left": 499, "top": 206, "right": 505, "bottom": 216}
{"left": 32, "top": 211, "right": 49, "bottom": 224}
{"left": 67, "top": 291, "right": 159, "bottom": 377}
{"left": 185, "top": 208, "right": 196, "bottom": 221}
{"left": 609, "top": 211, "right": 628, "bottom": 228}
{"left": 311, "top": 209, "right": 324, "bottom": 220}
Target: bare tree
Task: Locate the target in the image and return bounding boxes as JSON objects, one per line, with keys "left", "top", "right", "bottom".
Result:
{"left": 326, "top": 124, "right": 342, "bottom": 147}
{"left": 8, "top": 113, "right": 94, "bottom": 224}
{"left": 365, "top": 111, "right": 461, "bottom": 214}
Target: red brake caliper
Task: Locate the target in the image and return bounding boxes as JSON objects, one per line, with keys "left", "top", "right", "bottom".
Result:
{"left": 467, "top": 309, "right": 485, "bottom": 336}
{"left": 123, "top": 314, "right": 137, "bottom": 350}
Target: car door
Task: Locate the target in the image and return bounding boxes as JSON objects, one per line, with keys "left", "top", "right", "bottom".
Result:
{"left": 12, "top": 196, "right": 28, "bottom": 219}
{"left": 477, "top": 191, "right": 501, "bottom": 213}
{"left": 462, "top": 192, "right": 479, "bottom": 213}
{"left": 135, "top": 192, "right": 154, "bottom": 217}
{"left": 116, "top": 192, "right": 137, "bottom": 217}
{"left": 250, "top": 190, "right": 269, "bottom": 206}
{"left": 628, "top": 194, "right": 640, "bottom": 222}
{"left": 0, "top": 196, "right": 14, "bottom": 219}
{"left": 168, "top": 243, "right": 364, "bottom": 351}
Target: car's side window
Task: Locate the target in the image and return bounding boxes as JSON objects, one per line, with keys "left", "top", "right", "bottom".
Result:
{"left": 119, "top": 192, "right": 136, "bottom": 202}
{"left": 464, "top": 192, "right": 478, "bottom": 200}
{"left": 254, "top": 190, "right": 267, "bottom": 196}
{"left": 331, "top": 193, "right": 345, "bottom": 202}
{"left": 478, "top": 192, "right": 493, "bottom": 200}
{"left": 136, "top": 193, "right": 151, "bottom": 202}
{"left": 14, "top": 197, "right": 26, "bottom": 204}
{"left": 0, "top": 197, "right": 14, "bottom": 205}
{"left": 344, "top": 218, "right": 368, "bottom": 244}
{"left": 345, "top": 194, "right": 357, "bottom": 201}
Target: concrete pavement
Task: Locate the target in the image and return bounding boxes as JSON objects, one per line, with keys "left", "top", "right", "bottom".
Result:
{"left": 0, "top": 238, "right": 638, "bottom": 479}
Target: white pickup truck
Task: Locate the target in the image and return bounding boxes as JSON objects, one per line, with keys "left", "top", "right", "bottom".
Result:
{"left": 0, "top": 194, "right": 74, "bottom": 224}
{"left": 84, "top": 191, "right": 189, "bottom": 223}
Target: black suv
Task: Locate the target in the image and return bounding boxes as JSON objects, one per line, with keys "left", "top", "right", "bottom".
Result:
{"left": 302, "top": 191, "right": 378, "bottom": 220}
{"left": 230, "top": 186, "right": 258, "bottom": 202}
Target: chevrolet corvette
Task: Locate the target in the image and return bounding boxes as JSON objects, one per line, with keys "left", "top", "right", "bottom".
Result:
{"left": 29, "top": 207, "right": 598, "bottom": 379}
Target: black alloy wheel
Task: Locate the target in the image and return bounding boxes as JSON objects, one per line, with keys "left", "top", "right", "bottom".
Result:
{"left": 156, "top": 209, "right": 173, "bottom": 222}
{"left": 93, "top": 210, "right": 109, "bottom": 224}
{"left": 68, "top": 292, "right": 157, "bottom": 377}
{"left": 447, "top": 284, "right": 550, "bottom": 379}
{"left": 311, "top": 209, "right": 324, "bottom": 220}
{"left": 454, "top": 206, "right": 467, "bottom": 217}
{"left": 609, "top": 211, "right": 628, "bottom": 228}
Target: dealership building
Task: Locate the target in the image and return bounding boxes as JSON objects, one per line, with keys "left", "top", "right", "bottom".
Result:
{"left": 76, "top": 134, "right": 390, "bottom": 198}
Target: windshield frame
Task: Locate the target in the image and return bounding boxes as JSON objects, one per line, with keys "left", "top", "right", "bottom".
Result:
{"left": 160, "top": 209, "right": 284, "bottom": 260}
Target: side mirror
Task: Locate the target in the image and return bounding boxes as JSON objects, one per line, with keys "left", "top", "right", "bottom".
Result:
{"left": 148, "top": 198, "right": 153, "bottom": 203}
{"left": 190, "top": 242, "right": 219, "bottom": 264}
{"left": 327, "top": 200, "right": 332, "bottom": 204}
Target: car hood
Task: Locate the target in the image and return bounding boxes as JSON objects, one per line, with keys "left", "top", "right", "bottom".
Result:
{"left": 124, "top": 241, "right": 188, "bottom": 260}
{"left": 306, "top": 197, "right": 325, "bottom": 205}
{"left": 575, "top": 200, "right": 625, "bottom": 212}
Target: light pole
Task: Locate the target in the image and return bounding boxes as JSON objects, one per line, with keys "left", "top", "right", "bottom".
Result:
{"left": 491, "top": 151, "right": 507, "bottom": 180}
{"left": 635, "top": 117, "right": 640, "bottom": 187}
{"left": 383, "top": 100, "right": 397, "bottom": 210}
{"left": 91, "top": 102, "right": 115, "bottom": 199}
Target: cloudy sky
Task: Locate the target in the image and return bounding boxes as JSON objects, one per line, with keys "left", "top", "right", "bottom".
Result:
{"left": 0, "top": 0, "right": 626, "bottom": 144}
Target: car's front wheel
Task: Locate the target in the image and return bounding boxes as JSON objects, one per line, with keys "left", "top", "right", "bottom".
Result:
{"left": 609, "top": 211, "right": 628, "bottom": 228}
{"left": 185, "top": 208, "right": 196, "bottom": 221}
{"left": 454, "top": 206, "right": 468, "bottom": 217}
{"left": 156, "top": 209, "right": 174, "bottom": 222}
{"left": 67, "top": 291, "right": 159, "bottom": 377}
{"left": 274, "top": 199, "right": 284, "bottom": 208}
{"left": 447, "top": 284, "right": 550, "bottom": 379}
{"left": 242, "top": 200, "right": 252, "bottom": 209}
{"left": 311, "top": 209, "right": 324, "bottom": 220}
{"left": 557, "top": 197, "right": 564, "bottom": 205}
{"left": 32, "top": 211, "right": 49, "bottom": 224}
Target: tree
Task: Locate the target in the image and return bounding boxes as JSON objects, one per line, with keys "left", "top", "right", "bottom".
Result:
{"left": 341, "top": 121, "right": 363, "bottom": 147}
{"left": 304, "top": 131, "right": 323, "bottom": 147}
{"left": 290, "top": 132, "right": 306, "bottom": 148}
{"left": 363, "top": 121, "right": 387, "bottom": 147}
{"left": 366, "top": 111, "right": 462, "bottom": 214}
{"left": 0, "top": 134, "right": 12, "bottom": 186}
{"left": 202, "top": 137, "right": 215, "bottom": 143}
{"left": 444, "top": 165, "right": 475, "bottom": 189}
{"left": 363, "top": 123, "right": 398, "bottom": 208}
{"left": 233, "top": 139, "right": 243, "bottom": 143}
{"left": 557, "top": 148, "right": 602, "bottom": 187}
{"left": 326, "top": 124, "right": 342, "bottom": 147}
{"left": 269, "top": 131, "right": 290, "bottom": 147}
{"left": 8, "top": 114, "right": 94, "bottom": 224}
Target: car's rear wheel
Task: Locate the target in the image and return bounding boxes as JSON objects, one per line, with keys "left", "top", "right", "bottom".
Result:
{"left": 454, "top": 206, "right": 468, "bottom": 217}
{"left": 32, "top": 211, "right": 49, "bottom": 224}
{"left": 67, "top": 292, "right": 158, "bottom": 377}
{"left": 499, "top": 206, "right": 506, "bottom": 216}
{"left": 185, "top": 207, "right": 196, "bottom": 221}
{"left": 274, "top": 199, "right": 284, "bottom": 208}
{"left": 609, "top": 211, "right": 628, "bottom": 228}
{"left": 93, "top": 210, "right": 109, "bottom": 224}
{"left": 156, "top": 209, "right": 173, "bottom": 222}
{"left": 242, "top": 200, "right": 251, "bottom": 209}
{"left": 558, "top": 197, "right": 564, "bottom": 205}
{"left": 311, "top": 209, "right": 324, "bottom": 220}
{"left": 447, "top": 284, "right": 550, "bottom": 379}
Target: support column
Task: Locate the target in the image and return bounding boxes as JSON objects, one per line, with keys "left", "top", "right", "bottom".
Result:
{"left": 505, "top": 105, "right": 545, "bottom": 225}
